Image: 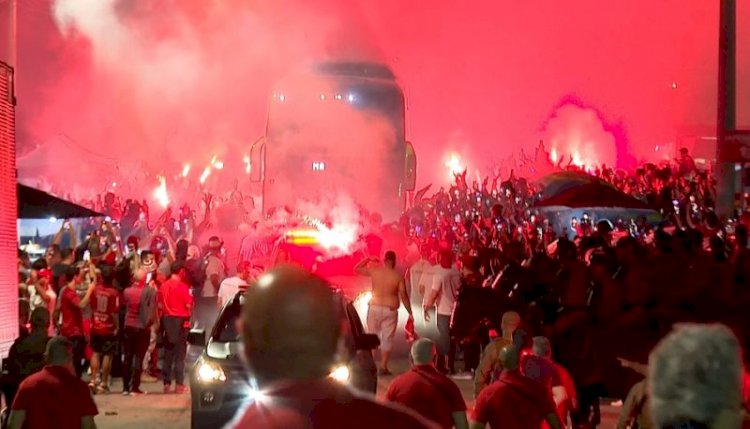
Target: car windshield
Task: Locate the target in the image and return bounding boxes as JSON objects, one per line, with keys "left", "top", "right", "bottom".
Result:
{"left": 211, "top": 293, "right": 360, "bottom": 345}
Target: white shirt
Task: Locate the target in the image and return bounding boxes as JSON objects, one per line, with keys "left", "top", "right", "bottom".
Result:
{"left": 409, "top": 259, "right": 434, "bottom": 304}
{"left": 28, "top": 286, "right": 56, "bottom": 336}
{"left": 217, "top": 276, "right": 248, "bottom": 307}
{"left": 428, "top": 266, "right": 461, "bottom": 316}
{"left": 202, "top": 254, "right": 226, "bottom": 298}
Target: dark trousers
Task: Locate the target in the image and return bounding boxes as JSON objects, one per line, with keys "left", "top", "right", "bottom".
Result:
{"left": 161, "top": 316, "right": 189, "bottom": 386}
{"left": 122, "top": 327, "right": 150, "bottom": 392}
{"left": 462, "top": 341, "right": 482, "bottom": 372}
{"left": 572, "top": 383, "right": 604, "bottom": 428}
{"left": 0, "top": 376, "right": 18, "bottom": 410}
{"left": 67, "top": 335, "right": 86, "bottom": 378}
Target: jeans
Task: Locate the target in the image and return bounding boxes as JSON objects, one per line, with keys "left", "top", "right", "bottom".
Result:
{"left": 162, "top": 316, "right": 189, "bottom": 386}
{"left": 436, "top": 314, "right": 451, "bottom": 355}
{"left": 122, "top": 327, "right": 150, "bottom": 392}
{"left": 67, "top": 335, "right": 86, "bottom": 378}
{"left": 143, "top": 319, "right": 160, "bottom": 376}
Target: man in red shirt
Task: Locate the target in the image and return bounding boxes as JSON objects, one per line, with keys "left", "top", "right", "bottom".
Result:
{"left": 159, "top": 261, "right": 194, "bottom": 394}
{"left": 386, "top": 338, "right": 468, "bottom": 429}
{"left": 8, "top": 336, "right": 98, "bottom": 429}
{"left": 58, "top": 264, "right": 96, "bottom": 378}
{"left": 229, "top": 266, "right": 437, "bottom": 429}
{"left": 471, "top": 345, "right": 561, "bottom": 429}
{"left": 89, "top": 265, "right": 120, "bottom": 394}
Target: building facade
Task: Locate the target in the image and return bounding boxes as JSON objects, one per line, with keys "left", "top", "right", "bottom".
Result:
{"left": 0, "top": 62, "right": 18, "bottom": 356}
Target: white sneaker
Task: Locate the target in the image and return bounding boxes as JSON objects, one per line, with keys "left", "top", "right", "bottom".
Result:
{"left": 450, "top": 371, "right": 473, "bottom": 380}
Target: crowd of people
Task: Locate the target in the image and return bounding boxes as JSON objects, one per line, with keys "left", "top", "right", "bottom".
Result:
{"left": 4, "top": 145, "right": 750, "bottom": 428}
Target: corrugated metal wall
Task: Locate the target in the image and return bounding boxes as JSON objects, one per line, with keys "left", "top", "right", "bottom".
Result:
{"left": 0, "top": 62, "right": 18, "bottom": 357}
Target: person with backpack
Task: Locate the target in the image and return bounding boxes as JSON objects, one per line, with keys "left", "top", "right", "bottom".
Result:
{"left": 473, "top": 311, "right": 521, "bottom": 398}
{"left": 471, "top": 345, "right": 561, "bottom": 429}
{"left": 192, "top": 238, "right": 225, "bottom": 330}
{"left": 201, "top": 236, "right": 226, "bottom": 300}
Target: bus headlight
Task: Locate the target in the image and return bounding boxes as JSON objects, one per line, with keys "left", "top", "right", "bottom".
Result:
{"left": 196, "top": 358, "right": 227, "bottom": 383}
{"left": 329, "top": 365, "right": 350, "bottom": 383}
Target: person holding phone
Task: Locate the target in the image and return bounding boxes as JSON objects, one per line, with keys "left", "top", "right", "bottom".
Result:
{"left": 52, "top": 220, "right": 77, "bottom": 253}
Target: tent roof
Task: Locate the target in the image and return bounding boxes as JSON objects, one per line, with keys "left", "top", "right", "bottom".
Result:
{"left": 18, "top": 183, "right": 104, "bottom": 219}
{"left": 535, "top": 182, "right": 652, "bottom": 210}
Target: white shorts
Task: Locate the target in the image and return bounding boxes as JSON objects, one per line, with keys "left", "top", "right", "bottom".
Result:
{"left": 366, "top": 305, "right": 398, "bottom": 352}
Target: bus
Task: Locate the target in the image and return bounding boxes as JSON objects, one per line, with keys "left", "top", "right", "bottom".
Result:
{"left": 249, "top": 62, "right": 417, "bottom": 221}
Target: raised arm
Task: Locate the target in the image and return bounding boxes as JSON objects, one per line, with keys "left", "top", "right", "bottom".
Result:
{"left": 354, "top": 256, "right": 375, "bottom": 277}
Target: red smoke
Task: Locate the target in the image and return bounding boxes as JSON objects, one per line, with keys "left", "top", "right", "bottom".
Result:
{"left": 3, "top": 0, "right": 750, "bottom": 195}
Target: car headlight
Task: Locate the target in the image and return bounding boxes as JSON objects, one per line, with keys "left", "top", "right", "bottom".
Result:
{"left": 196, "top": 358, "right": 227, "bottom": 383}
{"left": 329, "top": 365, "right": 350, "bottom": 383}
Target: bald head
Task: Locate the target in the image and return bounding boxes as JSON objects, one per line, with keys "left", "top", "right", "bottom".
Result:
{"left": 532, "top": 336, "right": 552, "bottom": 358}
{"left": 501, "top": 311, "right": 521, "bottom": 338}
{"left": 499, "top": 345, "right": 520, "bottom": 371}
{"left": 242, "top": 265, "right": 341, "bottom": 385}
{"left": 410, "top": 339, "right": 436, "bottom": 366}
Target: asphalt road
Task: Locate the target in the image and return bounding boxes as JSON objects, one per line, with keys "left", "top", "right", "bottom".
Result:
{"left": 93, "top": 275, "right": 624, "bottom": 428}
{"left": 93, "top": 359, "right": 622, "bottom": 429}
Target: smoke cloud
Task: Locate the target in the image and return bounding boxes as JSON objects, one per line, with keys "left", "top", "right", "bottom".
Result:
{"left": 5, "top": 0, "right": 750, "bottom": 196}
{"left": 542, "top": 102, "right": 619, "bottom": 170}
{"left": 14, "top": 0, "right": 387, "bottom": 205}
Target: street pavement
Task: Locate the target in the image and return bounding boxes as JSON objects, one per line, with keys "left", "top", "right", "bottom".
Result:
{"left": 93, "top": 359, "right": 622, "bottom": 429}
{"left": 93, "top": 275, "right": 624, "bottom": 428}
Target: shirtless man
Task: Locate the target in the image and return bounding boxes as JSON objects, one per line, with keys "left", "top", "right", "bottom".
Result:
{"left": 355, "top": 251, "right": 413, "bottom": 375}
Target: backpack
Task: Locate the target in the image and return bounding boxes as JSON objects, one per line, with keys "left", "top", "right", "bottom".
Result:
{"left": 186, "top": 257, "right": 208, "bottom": 291}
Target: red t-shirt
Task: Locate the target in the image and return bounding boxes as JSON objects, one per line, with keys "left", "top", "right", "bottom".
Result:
{"left": 159, "top": 277, "right": 193, "bottom": 318}
{"left": 90, "top": 285, "right": 120, "bottom": 336}
{"left": 473, "top": 370, "right": 557, "bottom": 429}
{"left": 60, "top": 287, "right": 84, "bottom": 338}
{"left": 385, "top": 365, "right": 466, "bottom": 429}
{"left": 520, "top": 354, "right": 562, "bottom": 391}
{"left": 229, "top": 378, "right": 438, "bottom": 429}
{"left": 12, "top": 365, "right": 98, "bottom": 429}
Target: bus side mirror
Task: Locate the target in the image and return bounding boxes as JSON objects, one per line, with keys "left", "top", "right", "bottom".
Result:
{"left": 249, "top": 137, "right": 266, "bottom": 183}
{"left": 405, "top": 141, "right": 417, "bottom": 191}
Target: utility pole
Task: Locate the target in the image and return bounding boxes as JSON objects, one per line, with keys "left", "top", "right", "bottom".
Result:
{"left": 716, "top": 0, "right": 737, "bottom": 217}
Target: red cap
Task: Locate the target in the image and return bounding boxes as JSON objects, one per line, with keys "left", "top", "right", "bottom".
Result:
{"left": 38, "top": 268, "right": 52, "bottom": 282}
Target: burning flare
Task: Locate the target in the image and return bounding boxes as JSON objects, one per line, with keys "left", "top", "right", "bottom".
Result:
{"left": 153, "top": 176, "right": 170, "bottom": 208}
{"left": 199, "top": 166, "right": 211, "bottom": 184}
{"left": 181, "top": 164, "right": 191, "bottom": 178}
{"left": 243, "top": 155, "right": 251, "bottom": 174}
{"left": 444, "top": 152, "right": 465, "bottom": 179}
{"left": 307, "top": 218, "right": 359, "bottom": 254}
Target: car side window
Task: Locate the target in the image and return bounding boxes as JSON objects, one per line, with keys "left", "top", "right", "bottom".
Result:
{"left": 214, "top": 303, "right": 241, "bottom": 343}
